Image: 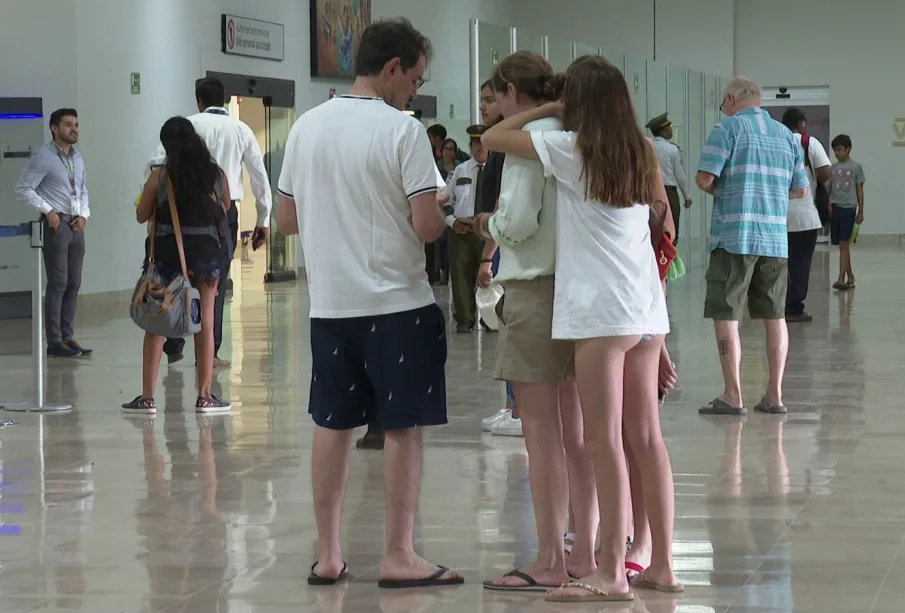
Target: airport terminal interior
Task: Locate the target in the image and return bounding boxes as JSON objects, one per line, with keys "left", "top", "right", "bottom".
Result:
{"left": 2, "top": 0, "right": 905, "bottom": 611}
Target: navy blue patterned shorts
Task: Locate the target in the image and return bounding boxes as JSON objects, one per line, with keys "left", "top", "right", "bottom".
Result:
{"left": 309, "top": 303, "right": 448, "bottom": 431}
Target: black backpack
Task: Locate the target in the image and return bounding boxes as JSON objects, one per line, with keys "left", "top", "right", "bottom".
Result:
{"left": 801, "top": 134, "right": 830, "bottom": 225}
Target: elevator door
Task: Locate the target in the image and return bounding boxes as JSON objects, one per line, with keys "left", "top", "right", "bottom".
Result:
{"left": 263, "top": 97, "right": 297, "bottom": 282}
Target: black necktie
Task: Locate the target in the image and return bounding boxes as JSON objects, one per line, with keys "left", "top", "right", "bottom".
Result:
{"left": 474, "top": 165, "right": 484, "bottom": 214}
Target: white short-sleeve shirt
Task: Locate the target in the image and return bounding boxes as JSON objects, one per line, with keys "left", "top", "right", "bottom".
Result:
{"left": 278, "top": 95, "right": 439, "bottom": 318}
{"left": 530, "top": 130, "right": 669, "bottom": 340}
{"left": 788, "top": 133, "right": 831, "bottom": 233}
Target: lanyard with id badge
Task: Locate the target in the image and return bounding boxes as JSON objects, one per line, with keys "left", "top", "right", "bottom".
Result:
{"left": 57, "top": 147, "right": 80, "bottom": 218}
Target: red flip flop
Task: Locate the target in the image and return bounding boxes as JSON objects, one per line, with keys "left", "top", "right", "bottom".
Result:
{"left": 625, "top": 561, "right": 644, "bottom": 583}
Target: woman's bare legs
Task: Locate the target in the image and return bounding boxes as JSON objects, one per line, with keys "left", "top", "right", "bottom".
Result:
{"left": 622, "top": 336, "right": 678, "bottom": 587}
{"left": 142, "top": 333, "right": 165, "bottom": 398}
{"left": 194, "top": 281, "right": 218, "bottom": 398}
{"left": 624, "top": 440, "right": 651, "bottom": 578}
{"left": 549, "top": 335, "right": 637, "bottom": 599}
{"left": 488, "top": 382, "right": 570, "bottom": 588}
{"left": 560, "top": 381, "right": 598, "bottom": 578}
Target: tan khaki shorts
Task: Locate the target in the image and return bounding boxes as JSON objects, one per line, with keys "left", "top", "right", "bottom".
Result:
{"left": 493, "top": 276, "right": 575, "bottom": 384}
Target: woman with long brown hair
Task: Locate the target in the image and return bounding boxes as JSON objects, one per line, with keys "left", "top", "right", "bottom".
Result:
{"left": 473, "top": 51, "right": 598, "bottom": 592}
{"left": 482, "top": 55, "right": 681, "bottom": 602}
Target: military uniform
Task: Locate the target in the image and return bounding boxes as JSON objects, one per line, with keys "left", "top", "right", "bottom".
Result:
{"left": 646, "top": 113, "right": 692, "bottom": 244}
{"left": 442, "top": 125, "right": 489, "bottom": 331}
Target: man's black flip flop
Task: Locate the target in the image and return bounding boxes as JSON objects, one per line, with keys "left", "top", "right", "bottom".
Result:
{"left": 378, "top": 566, "right": 464, "bottom": 589}
{"left": 308, "top": 561, "right": 349, "bottom": 586}
{"left": 483, "top": 569, "right": 558, "bottom": 592}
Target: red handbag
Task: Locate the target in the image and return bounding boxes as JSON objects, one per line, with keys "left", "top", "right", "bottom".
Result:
{"left": 649, "top": 200, "right": 677, "bottom": 280}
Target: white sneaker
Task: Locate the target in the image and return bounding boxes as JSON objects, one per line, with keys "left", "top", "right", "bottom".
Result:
{"left": 491, "top": 413, "right": 524, "bottom": 437}
{"left": 481, "top": 408, "right": 511, "bottom": 432}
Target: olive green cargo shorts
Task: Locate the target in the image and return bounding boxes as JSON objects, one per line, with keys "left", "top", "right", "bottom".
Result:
{"left": 704, "top": 248, "right": 788, "bottom": 321}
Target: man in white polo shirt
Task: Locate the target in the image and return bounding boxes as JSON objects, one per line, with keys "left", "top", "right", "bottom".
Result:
{"left": 276, "top": 18, "right": 462, "bottom": 589}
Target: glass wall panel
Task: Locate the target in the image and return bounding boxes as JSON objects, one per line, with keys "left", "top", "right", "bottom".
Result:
{"left": 646, "top": 60, "right": 668, "bottom": 128}
{"left": 477, "top": 22, "right": 513, "bottom": 88}
{"left": 514, "top": 28, "right": 545, "bottom": 55}
{"left": 667, "top": 66, "right": 688, "bottom": 275}
{"left": 624, "top": 55, "right": 647, "bottom": 129}
{"left": 547, "top": 38, "right": 573, "bottom": 71}
{"left": 603, "top": 52, "right": 625, "bottom": 75}
{"left": 703, "top": 75, "right": 721, "bottom": 244}
{"left": 573, "top": 42, "right": 599, "bottom": 59}
{"left": 685, "top": 70, "right": 706, "bottom": 272}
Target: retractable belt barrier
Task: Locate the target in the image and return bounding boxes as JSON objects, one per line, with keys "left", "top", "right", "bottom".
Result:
{"left": 0, "top": 221, "right": 72, "bottom": 412}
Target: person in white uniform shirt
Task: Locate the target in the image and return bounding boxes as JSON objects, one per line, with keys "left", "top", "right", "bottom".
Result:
{"left": 143, "top": 77, "right": 273, "bottom": 367}
{"left": 646, "top": 113, "right": 692, "bottom": 245}
{"left": 274, "top": 18, "right": 463, "bottom": 589}
{"left": 441, "top": 126, "right": 489, "bottom": 332}
{"left": 781, "top": 107, "right": 831, "bottom": 323}
{"left": 482, "top": 55, "right": 681, "bottom": 603}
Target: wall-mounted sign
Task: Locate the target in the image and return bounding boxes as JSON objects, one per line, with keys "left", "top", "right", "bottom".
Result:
{"left": 221, "top": 14, "right": 285, "bottom": 62}
{"left": 130, "top": 73, "right": 140, "bottom": 95}
{"left": 894, "top": 117, "right": 905, "bottom": 147}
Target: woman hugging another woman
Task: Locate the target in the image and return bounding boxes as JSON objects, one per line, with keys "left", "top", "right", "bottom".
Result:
{"left": 482, "top": 55, "right": 681, "bottom": 603}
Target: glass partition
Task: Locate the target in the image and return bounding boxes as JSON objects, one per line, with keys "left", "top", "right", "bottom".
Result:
{"left": 703, "top": 75, "right": 722, "bottom": 244}
{"left": 646, "top": 60, "right": 668, "bottom": 128}
{"left": 624, "top": 55, "right": 647, "bottom": 128}
{"left": 667, "top": 66, "right": 688, "bottom": 277}
{"left": 476, "top": 21, "right": 513, "bottom": 88}
{"left": 265, "top": 104, "right": 297, "bottom": 281}
{"left": 514, "top": 29, "right": 545, "bottom": 55}
{"left": 547, "top": 38, "right": 573, "bottom": 71}
{"left": 685, "top": 70, "right": 706, "bottom": 271}
{"left": 573, "top": 42, "right": 599, "bottom": 59}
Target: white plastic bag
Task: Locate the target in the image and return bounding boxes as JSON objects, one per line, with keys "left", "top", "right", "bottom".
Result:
{"left": 476, "top": 284, "right": 505, "bottom": 331}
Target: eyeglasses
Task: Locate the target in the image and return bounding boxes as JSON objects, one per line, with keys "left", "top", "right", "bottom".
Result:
{"left": 719, "top": 94, "right": 732, "bottom": 113}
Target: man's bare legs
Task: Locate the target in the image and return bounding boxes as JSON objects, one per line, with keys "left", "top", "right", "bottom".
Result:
{"left": 488, "top": 382, "right": 571, "bottom": 588}
{"left": 560, "top": 382, "right": 599, "bottom": 579}
{"left": 380, "top": 427, "right": 462, "bottom": 582}
{"left": 764, "top": 318, "right": 788, "bottom": 407}
{"left": 312, "top": 425, "right": 355, "bottom": 580}
{"left": 713, "top": 320, "right": 743, "bottom": 408}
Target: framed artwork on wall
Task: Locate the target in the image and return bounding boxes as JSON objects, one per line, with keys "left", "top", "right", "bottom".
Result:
{"left": 310, "top": 0, "right": 372, "bottom": 78}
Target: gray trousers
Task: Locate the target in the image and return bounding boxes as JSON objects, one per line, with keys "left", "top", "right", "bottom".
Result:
{"left": 42, "top": 216, "right": 85, "bottom": 345}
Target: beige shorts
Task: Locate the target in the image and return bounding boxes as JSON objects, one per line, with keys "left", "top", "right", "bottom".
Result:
{"left": 493, "top": 276, "right": 575, "bottom": 384}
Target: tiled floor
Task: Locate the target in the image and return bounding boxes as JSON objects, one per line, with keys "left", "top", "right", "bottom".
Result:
{"left": 0, "top": 243, "right": 903, "bottom": 612}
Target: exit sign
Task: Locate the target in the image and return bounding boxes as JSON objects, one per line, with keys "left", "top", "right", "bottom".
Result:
{"left": 130, "top": 73, "right": 141, "bottom": 95}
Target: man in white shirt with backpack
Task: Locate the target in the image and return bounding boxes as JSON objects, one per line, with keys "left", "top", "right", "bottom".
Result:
{"left": 781, "top": 107, "right": 831, "bottom": 323}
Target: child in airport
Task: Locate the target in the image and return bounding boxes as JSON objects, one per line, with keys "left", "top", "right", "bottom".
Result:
{"left": 829, "top": 134, "right": 865, "bottom": 290}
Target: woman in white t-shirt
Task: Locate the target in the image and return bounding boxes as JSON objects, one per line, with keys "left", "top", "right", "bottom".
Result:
{"left": 482, "top": 55, "right": 681, "bottom": 602}
{"left": 473, "top": 51, "right": 598, "bottom": 593}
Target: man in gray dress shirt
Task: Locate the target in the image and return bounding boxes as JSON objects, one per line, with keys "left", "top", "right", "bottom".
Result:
{"left": 15, "top": 109, "right": 91, "bottom": 358}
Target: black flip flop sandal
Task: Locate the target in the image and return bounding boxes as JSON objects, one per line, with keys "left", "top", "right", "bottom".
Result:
{"left": 483, "top": 569, "right": 557, "bottom": 592}
{"left": 308, "top": 561, "right": 349, "bottom": 586}
{"left": 378, "top": 566, "right": 464, "bottom": 589}
{"left": 833, "top": 281, "right": 846, "bottom": 290}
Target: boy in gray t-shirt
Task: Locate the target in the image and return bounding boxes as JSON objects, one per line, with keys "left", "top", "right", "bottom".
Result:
{"left": 829, "top": 134, "right": 865, "bottom": 289}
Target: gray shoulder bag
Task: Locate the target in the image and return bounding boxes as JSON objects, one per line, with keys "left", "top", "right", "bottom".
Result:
{"left": 129, "top": 177, "right": 202, "bottom": 338}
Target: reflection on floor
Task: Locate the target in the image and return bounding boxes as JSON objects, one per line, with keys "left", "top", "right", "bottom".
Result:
{"left": 1, "top": 244, "right": 905, "bottom": 612}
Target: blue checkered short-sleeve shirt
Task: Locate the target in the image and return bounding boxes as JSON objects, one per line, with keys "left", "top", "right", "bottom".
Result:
{"left": 698, "top": 107, "right": 809, "bottom": 258}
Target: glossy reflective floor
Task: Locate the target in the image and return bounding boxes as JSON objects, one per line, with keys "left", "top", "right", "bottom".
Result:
{"left": 0, "top": 244, "right": 903, "bottom": 612}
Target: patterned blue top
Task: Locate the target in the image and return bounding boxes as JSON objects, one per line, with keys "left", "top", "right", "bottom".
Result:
{"left": 698, "top": 107, "right": 809, "bottom": 258}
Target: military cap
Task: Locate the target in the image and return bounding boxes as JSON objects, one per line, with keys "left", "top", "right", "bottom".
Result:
{"left": 645, "top": 113, "right": 671, "bottom": 132}
{"left": 466, "top": 124, "right": 488, "bottom": 140}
